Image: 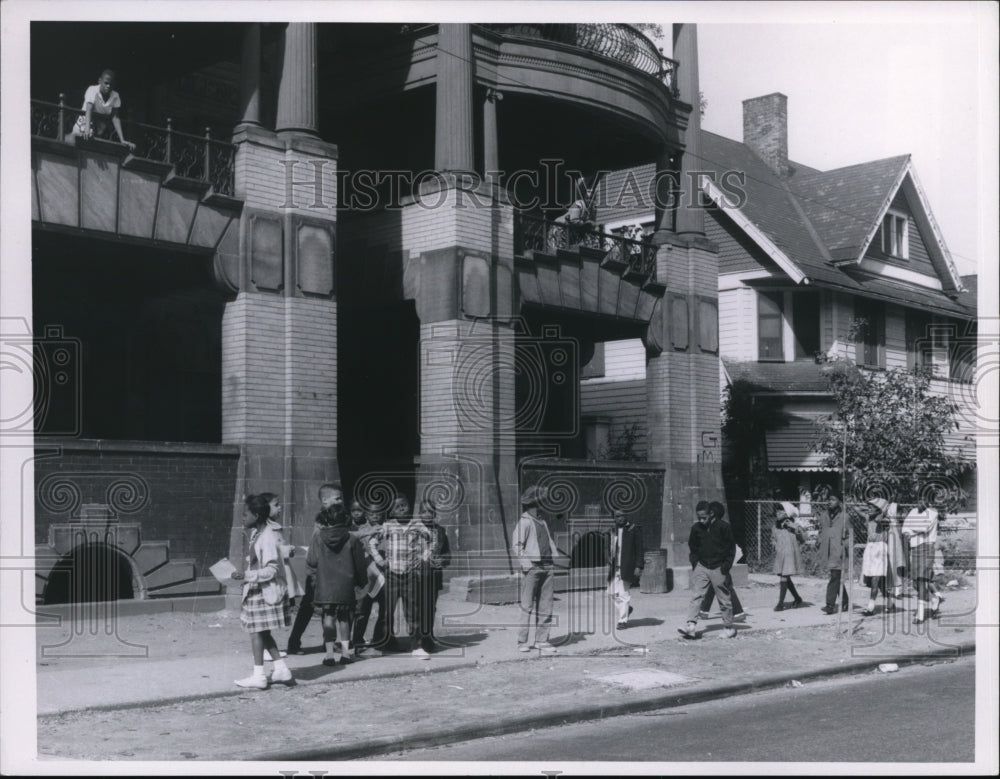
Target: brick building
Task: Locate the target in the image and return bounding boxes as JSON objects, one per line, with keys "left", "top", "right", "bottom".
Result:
{"left": 29, "top": 22, "right": 725, "bottom": 604}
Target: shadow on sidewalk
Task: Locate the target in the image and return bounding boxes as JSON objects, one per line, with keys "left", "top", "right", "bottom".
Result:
{"left": 621, "top": 617, "right": 665, "bottom": 629}
{"left": 290, "top": 662, "right": 348, "bottom": 682}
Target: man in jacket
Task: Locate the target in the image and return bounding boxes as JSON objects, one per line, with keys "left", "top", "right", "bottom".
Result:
{"left": 679, "top": 500, "right": 737, "bottom": 639}
{"left": 817, "top": 490, "right": 851, "bottom": 614}
{"left": 513, "top": 484, "right": 560, "bottom": 655}
{"left": 607, "top": 510, "right": 643, "bottom": 629}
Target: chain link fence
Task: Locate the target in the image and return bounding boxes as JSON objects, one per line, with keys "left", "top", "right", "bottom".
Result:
{"left": 735, "top": 500, "right": 976, "bottom": 577}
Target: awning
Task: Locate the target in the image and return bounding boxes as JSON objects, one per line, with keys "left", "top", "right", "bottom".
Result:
{"left": 765, "top": 417, "right": 837, "bottom": 472}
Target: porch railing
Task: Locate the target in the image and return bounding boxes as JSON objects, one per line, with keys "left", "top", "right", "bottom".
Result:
{"left": 30, "top": 97, "right": 236, "bottom": 197}
{"left": 482, "top": 23, "right": 678, "bottom": 92}
{"left": 515, "top": 213, "right": 657, "bottom": 279}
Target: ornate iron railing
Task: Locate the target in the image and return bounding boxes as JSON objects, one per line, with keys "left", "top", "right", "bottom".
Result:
{"left": 515, "top": 213, "right": 657, "bottom": 279}
{"left": 482, "top": 23, "right": 678, "bottom": 92}
{"left": 30, "top": 97, "right": 236, "bottom": 196}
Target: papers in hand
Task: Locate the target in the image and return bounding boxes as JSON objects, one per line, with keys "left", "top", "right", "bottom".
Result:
{"left": 210, "top": 558, "right": 237, "bottom": 583}
{"left": 365, "top": 561, "right": 386, "bottom": 598}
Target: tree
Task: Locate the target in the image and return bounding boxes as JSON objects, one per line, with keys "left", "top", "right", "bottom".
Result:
{"left": 813, "top": 360, "right": 974, "bottom": 509}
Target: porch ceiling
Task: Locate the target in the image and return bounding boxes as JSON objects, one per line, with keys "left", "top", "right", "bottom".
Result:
{"left": 515, "top": 247, "right": 664, "bottom": 328}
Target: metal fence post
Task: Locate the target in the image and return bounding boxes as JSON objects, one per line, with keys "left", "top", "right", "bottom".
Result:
{"left": 756, "top": 503, "right": 762, "bottom": 569}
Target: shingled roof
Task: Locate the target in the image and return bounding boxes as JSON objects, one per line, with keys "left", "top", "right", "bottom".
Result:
{"left": 724, "top": 360, "right": 830, "bottom": 394}
{"left": 792, "top": 155, "right": 911, "bottom": 262}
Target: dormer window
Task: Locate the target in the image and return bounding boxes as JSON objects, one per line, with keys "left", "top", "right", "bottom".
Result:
{"left": 880, "top": 210, "right": 909, "bottom": 259}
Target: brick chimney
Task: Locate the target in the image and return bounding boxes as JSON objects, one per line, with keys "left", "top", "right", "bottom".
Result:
{"left": 743, "top": 93, "right": 789, "bottom": 177}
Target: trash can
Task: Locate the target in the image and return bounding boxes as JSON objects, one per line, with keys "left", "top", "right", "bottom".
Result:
{"left": 640, "top": 550, "right": 668, "bottom": 593}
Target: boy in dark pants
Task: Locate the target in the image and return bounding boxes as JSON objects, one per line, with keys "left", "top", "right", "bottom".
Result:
{"left": 351, "top": 505, "right": 388, "bottom": 652}
{"left": 679, "top": 500, "right": 737, "bottom": 640}
{"left": 378, "top": 496, "right": 433, "bottom": 659}
{"left": 417, "top": 499, "right": 452, "bottom": 652}
{"left": 697, "top": 501, "right": 746, "bottom": 621}
{"left": 817, "top": 491, "right": 851, "bottom": 614}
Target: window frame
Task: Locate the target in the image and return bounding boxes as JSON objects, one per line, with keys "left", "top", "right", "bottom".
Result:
{"left": 854, "top": 297, "right": 886, "bottom": 369}
{"left": 880, "top": 209, "right": 910, "bottom": 260}
{"left": 791, "top": 290, "right": 822, "bottom": 361}
{"left": 757, "top": 290, "right": 785, "bottom": 362}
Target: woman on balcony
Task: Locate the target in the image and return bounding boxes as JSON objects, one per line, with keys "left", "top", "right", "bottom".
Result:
{"left": 70, "top": 69, "right": 135, "bottom": 151}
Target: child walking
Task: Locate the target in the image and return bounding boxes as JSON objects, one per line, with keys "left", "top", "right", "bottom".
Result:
{"left": 902, "top": 499, "right": 944, "bottom": 624}
{"left": 233, "top": 493, "right": 294, "bottom": 689}
{"left": 773, "top": 503, "right": 805, "bottom": 611}
{"left": 860, "top": 498, "right": 899, "bottom": 616}
{"left": 306, "top": 490, "right": 368, "bottom": 666}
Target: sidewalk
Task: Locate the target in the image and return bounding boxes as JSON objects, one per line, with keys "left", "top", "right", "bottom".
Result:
{"left": 35, "top": 573, "right": 978, "bottom": 760}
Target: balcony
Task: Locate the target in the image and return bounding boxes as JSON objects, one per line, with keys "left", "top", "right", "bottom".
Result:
{"left": 30, "top": 98, "right": 236, "bottom": 197}
{"left": 515, "top": 213, "right": 657, "bottom": 280}
{"left": 481, "top": 24, "right": 678, "bottom": 92}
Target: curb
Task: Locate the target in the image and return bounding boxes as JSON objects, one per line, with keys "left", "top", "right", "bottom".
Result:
{"left": 247, "top": 641, "right": 976, "bottom": 761}
{"left": 38, "top": 655, "right": 487, "bottom": 718}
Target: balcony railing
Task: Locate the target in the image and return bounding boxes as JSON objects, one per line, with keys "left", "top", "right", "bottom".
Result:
{"left": 482, "top": 23, "right": 678, "bottom": 92}
{"left": 30, "top": 97, "right": 236, "bottom": 197}
{"left": 515, "top": 213, "right": 657, "bottom": 279}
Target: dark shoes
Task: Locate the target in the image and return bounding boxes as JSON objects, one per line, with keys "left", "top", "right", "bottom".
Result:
{"left": 774, "top": 603, "right": 786, "bottom": 612}
{"left": 861, "top": 609, "right": 875, "bottom": 617}
{"left": 286, "top": 644, "right": 305, "bottom": 656}
{"left": 677, "top": 624, "right": 699, "bottom": 640}
{"left": 820, "top": 606, "right": 836, "bottom": 615}
{"left": 791, "top": 599, "right": 805, "bottom": 609}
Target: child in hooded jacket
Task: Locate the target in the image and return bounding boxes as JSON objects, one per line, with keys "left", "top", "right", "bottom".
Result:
{"left": 306, "top": 498, "right": 368, "bottom": 665}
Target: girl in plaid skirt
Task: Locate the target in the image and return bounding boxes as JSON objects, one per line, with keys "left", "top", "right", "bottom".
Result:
{"left": 232, "top": 493, "right": 293, "bottom": 689}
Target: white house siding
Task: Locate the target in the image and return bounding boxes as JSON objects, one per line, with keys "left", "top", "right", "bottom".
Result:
{"left": 579, "top": 378, "right": 648, "bottom": 459}
{"left": 602, "top": 338, "right": 646, "bottom": 379}
{"left": 719, "top": 283, "right": 764, "bottom": 362}
{"left": 579, "top": 339, "right": 648, "bottom": 458}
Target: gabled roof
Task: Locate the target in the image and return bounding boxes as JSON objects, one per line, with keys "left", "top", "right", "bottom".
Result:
{"left": 792, "top": 155, "right": 910, "bottom": 262}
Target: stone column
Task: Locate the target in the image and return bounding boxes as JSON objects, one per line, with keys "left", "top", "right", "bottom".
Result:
{"left": 644, "top": 24, "right": 724, "bottom": 590}
{"left": 653, "top": 146, "right": 679, "bottom": 236}
{"left": 671, "top": 23, "right": 704, "bottom": 237}
{"left": 237, "top": 22, "right": 261, "bottom": 129}
{"left": 275, "top": 22, "right": 319, "bottom": 139}
{"left": 483, "top": 88, "right": 501, "bottom": 174}
{"left": 435, "top": 23, "right": 475, "bottom": 173}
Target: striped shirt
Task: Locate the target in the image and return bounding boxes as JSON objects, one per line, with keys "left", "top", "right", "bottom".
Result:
{"left": 379, "top": 519, "right": 432, "bottom": 574}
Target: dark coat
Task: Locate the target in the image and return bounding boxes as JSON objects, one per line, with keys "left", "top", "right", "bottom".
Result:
{"left": 425, "top": 520, "right": 452, "bottom": 593}
{"left": 607, "top": 523, "right": 644, "bottom": 585}
{"left": 306, "top": 525, "right": 367, "bottom": 606}
{"left": 817, "top": 504, "right": 850, "bottom": 570}
{"left": 687, "top": 517, "right": 736, "bottom": 573}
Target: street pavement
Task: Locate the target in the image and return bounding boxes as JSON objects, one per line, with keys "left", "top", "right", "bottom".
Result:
{"left": 34, "top": 573, "right": 979, "bottom": 761}
{"left": 378, "top": 654, "right": 976, "bottom": 762}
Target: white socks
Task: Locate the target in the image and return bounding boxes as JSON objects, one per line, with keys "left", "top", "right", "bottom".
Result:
{"left": 866, "top": 599, "right": 876, "bottom": 611}
{"left": 916, "top": 601, "right": 926, "bottom": 620}
{"left": 272, "top": 657, "right": 289, "bottom": 673}
{"left": 252, "top": 664, "right": 265, "bottom": 678}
